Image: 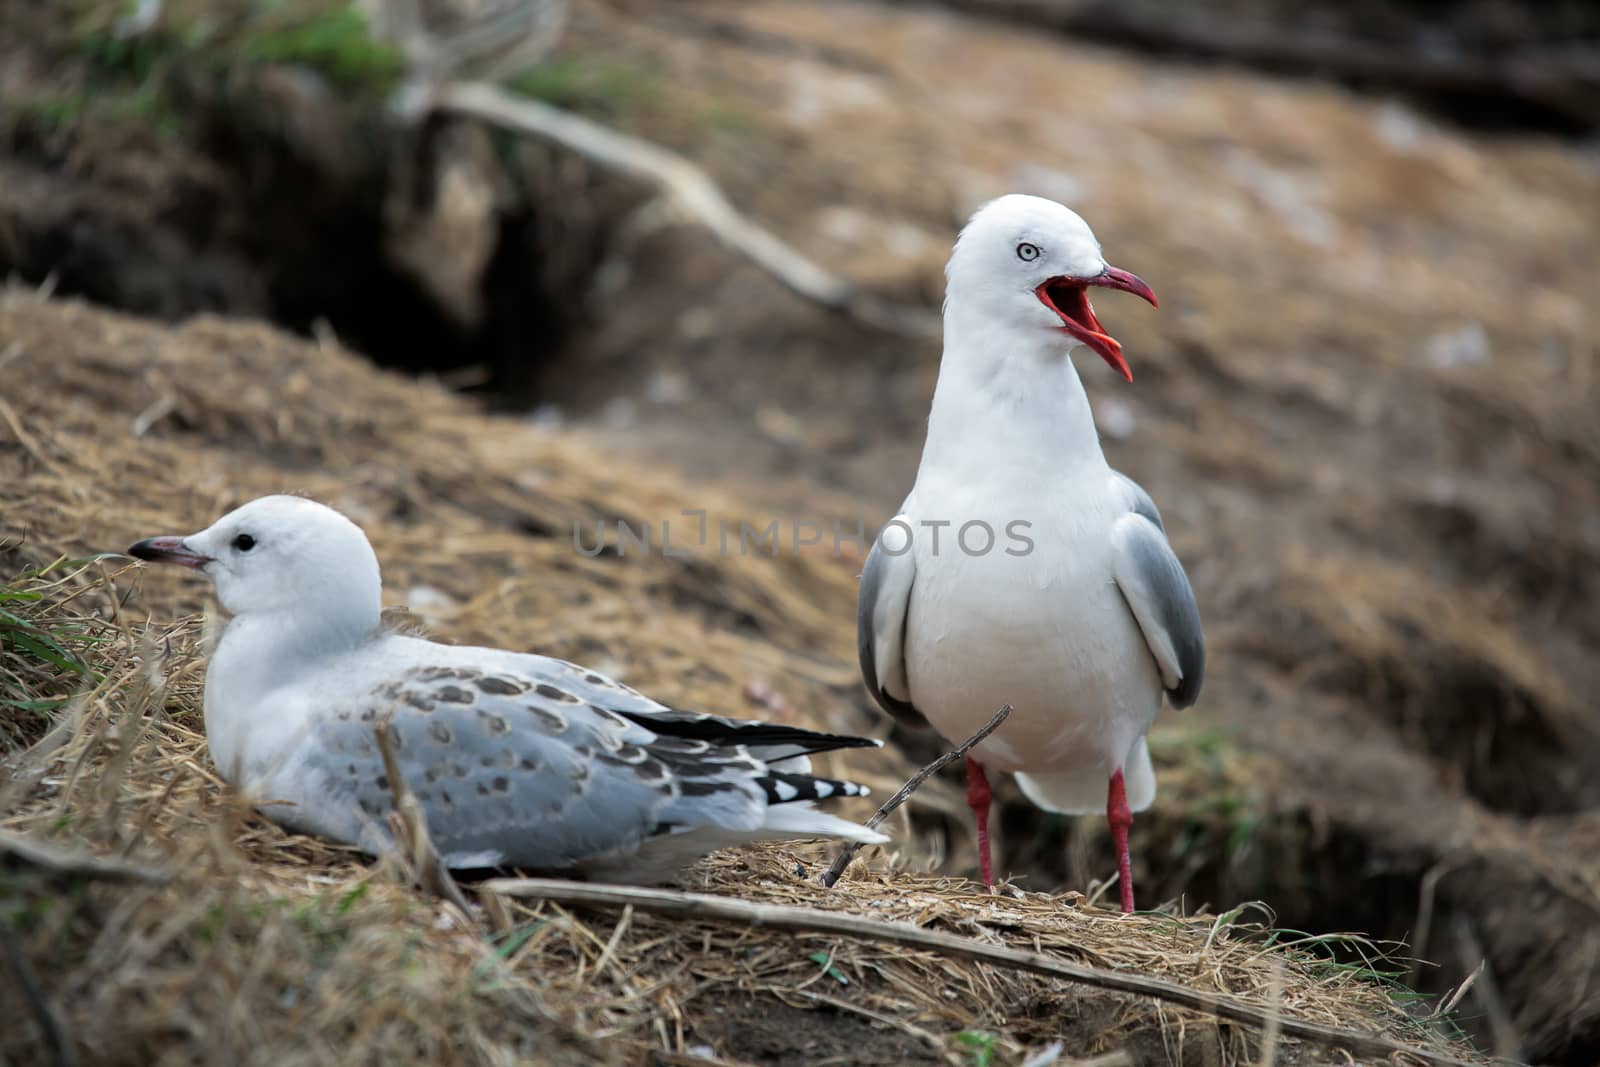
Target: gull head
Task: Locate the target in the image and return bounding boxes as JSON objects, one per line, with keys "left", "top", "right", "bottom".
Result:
{"left": 128, "top": 495, "right": 382, "bottom": 629}
{"left": 945, "top": 194, "right": 1157, "bottom": 382}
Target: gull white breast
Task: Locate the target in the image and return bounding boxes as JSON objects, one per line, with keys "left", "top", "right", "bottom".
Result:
{"left": 857, "top": 194, "right": 1204, "bottom": 911}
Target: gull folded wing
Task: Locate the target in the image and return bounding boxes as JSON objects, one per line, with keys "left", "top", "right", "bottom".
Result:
{"left": 1108, "top": 476, "right": 1205, "bottom": 710}
{"left": 856, "top": 523, "right": 927, "bottom": 728}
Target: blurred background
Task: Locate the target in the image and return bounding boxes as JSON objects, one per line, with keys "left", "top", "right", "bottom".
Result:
{"left": 2, "top": 0, "right": 1597, "bottom": 1061}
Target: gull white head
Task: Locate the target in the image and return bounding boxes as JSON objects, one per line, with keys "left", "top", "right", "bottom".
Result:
{"left": 128, "top": 495, "right": 382, "bottom": 639}
{"left": 945, "top": 194, "right": 1158, "bottom": 381}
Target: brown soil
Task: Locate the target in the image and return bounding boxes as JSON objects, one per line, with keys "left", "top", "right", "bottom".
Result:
{"left": 2, "top": 0, "right": 1598, "bottom": 1063}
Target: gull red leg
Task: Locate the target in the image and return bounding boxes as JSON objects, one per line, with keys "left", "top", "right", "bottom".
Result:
{"left": 965, "top": 756, "right": 995, "bottom": 891}
{"left": 1107, "top": 769, "right": 1135, "bottom": 913}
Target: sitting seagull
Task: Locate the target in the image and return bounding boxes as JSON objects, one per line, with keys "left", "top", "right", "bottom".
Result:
{"left": 858, "top": 194, "right": 1204, "bottom": 912}
{"left": 129, "top": 495, "right": 886, "bottom": 884}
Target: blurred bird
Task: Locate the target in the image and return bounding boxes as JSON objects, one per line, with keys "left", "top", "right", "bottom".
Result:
{"left": 129, "top": 495, "right": 886, "bottom": 884}
{"left": 857, "top": 194, "right": 1204, "bottom": 911}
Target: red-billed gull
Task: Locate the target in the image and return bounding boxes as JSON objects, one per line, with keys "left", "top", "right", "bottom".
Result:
{"left": 857, "top": 194, "right": 1204, "bottom": 912}
{"left": 130, "top": 495, "right": 887, "bottom": 883}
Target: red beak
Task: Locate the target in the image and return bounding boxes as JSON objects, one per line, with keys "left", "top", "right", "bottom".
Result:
{"left": 1035, "top": 266, "right": 1158, "bottom": 383}
{"left": 127, "top": 536, "right": 210, "bottom": 569}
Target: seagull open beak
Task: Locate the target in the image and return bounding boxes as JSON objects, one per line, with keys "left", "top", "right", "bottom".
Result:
{"left": 1035, "top": 266, "right": 1158, "bottom": 383}
{"left": 127, "top": 536, "right": 211, "bottom": 569}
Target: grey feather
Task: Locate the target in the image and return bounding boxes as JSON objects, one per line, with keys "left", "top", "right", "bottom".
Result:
{"left": 1109, "top": 513, "right": 1205, "bottom": 709}
{"left": 517, "top": 656, "right": 881, "bottom": 762}
{"left": 857, "top": 535, "right": 928, "bottom": 729}
{"left": 294, "top": 660, "right": 868, "bottom": 873}
{"left": 1110, "top": 468, "right": 1165, "bottom": 532}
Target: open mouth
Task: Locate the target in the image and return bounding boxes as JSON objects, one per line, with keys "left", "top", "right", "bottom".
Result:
{"left": 1034, "top": 267, "right": 1158, "bottom": 383}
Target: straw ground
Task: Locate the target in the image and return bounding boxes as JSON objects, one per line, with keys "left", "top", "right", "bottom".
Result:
{"left": 0, "top": 291, "right": 1483, "bottom": 1065}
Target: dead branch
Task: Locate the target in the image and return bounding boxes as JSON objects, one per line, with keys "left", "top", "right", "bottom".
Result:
{"left": 481, "top": 876, "right": 1481, "bottom": 1067}
{"left": 373, "top": 719, "right": 474, "bottom": 918}
{"left": 1452, "top": 916, "right": 1521, "bottom": 1062}
{"left": 1254, "top": 957, "right": 1285, "bottom": 1067}
{"left": 428, "top": 82, "right": 938, "bottom": 340}
{"left": 820, "top": 704, "right": 1011, "bottom": 888}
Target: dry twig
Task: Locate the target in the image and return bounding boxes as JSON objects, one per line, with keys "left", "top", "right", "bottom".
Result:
{"left": 483, "top": 877, "right": 1480, "bottom": 1066}
{"left": 1452, "top": 916, "right": 1521, "bottom": 1062}
{"left": 820, "top": 704, "right": 1011, "bottom": 888}
{"left": 1254, "top": 957, "right": 1285, "bottom": 1066}
{"left": 373, "top": 719, "right": 474, "bottom": 918}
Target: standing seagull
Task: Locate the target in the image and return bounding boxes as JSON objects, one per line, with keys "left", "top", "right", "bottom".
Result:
{"left": 129, "top": 495, "right": 886, "bottom": 884}
{"left": 858, "top": 194, "right": 1203, "bottom": 912}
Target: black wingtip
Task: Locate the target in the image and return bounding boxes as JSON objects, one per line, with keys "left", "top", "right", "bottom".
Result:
{"left": 615, "top": 707, "right": 883, "bottom": 756}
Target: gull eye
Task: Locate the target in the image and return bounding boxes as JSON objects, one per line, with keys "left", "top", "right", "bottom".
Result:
{"left": 232, "top": 533, "right": 257, "bottom": 553}
{"left": 1016, "top": 242, "right": 1041, "bottom": 262}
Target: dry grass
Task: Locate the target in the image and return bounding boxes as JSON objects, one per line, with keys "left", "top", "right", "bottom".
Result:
{"left": 0, "top": 290, "right": 1483, "bottom": 1065}
{"left": 1, "top": 0, "right": 1598, "bottom": 1055}
{"left": 0, "top": 611, "right": 1468, "bottom": 1065}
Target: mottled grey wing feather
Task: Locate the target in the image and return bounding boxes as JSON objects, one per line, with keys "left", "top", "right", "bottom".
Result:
{"left": 1107, "top": 475, "right": 1205, "bottom": 709}
{"left": 856, "top": 533, "right": 928, "bottom": 729}
{"left": 303, "top": 665, "right": 770, "bottom": 870}
{"left": 516, "top": 655, "right": 673, "bottom": 714}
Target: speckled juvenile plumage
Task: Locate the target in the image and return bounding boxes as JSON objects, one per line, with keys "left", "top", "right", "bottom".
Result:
{"left": 129, "top": 495, "right": 886, "bottom": 884}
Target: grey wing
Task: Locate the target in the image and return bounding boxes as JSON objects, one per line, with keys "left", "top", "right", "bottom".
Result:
{"left": 857, "top": 526, "right": 927, "bottom": 728}
{"left": 303, "top": 667, "right": 771, "bottom": 870}
{"left": 1107, "top": 474, "right": 1205, "bottom": 710}
{"left": 298, "top": 661, "right": 872, "bottom": 873}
